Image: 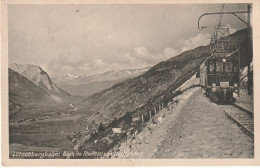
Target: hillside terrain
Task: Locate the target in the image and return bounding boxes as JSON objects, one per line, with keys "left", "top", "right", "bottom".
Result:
{"left": 9, "top": 68, "right": 48, "bottom": 100}
{"left": 81, "top": 29, "right": 250, "bottom": 122}
{"left": 76, "top": 28, "right": 252, "bottom": 154}
{"left": 9, "top": 28, "right": 252, "bottom": 158}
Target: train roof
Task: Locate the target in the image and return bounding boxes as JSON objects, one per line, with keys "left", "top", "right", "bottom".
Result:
{"left": 206, "top": 52, "right": 239, "bottom": 61}
{"left": 200, "top": 51, "right": 239, "bottom": 68}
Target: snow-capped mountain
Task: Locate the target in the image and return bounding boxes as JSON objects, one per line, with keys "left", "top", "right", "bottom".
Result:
{"left": 51, "top": 67, "right": 151, "bottom": 97}
{"left": 51, "top": 74, "right": 80, "bottom": 86}
{"left": 52, "top": 67, "right": 151, "bottom": 86}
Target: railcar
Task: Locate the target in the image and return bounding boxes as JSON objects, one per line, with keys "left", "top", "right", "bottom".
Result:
{"left": 200, "top": 53, "right": 240, "bottom": 103}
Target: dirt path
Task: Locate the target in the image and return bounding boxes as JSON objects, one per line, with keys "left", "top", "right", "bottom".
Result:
{"left": 112, "top": 87, "right": 254, "bottom": 158}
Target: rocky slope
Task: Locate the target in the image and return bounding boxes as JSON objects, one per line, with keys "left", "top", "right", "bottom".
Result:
{"left": 9, "top": 63, "right": 70, "bottom": 96}
{"left": 82, "top": 28, "right": 252, "bottom": 122}
{"left": 82, "top": 29, "right": 251, "bottom": 124}
{"left": 74, "top": 28, "right": 252, "bottom": 154}
{"left": 82, "top": 46, "right": 210, "bottom": 124}
{"left": 9, "top": 68, "right": 48, "bottom": 100}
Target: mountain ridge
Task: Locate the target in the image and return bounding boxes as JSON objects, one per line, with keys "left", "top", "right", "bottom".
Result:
{"left": 52, "top": 66, "right": 151, "bottom": 97}
{"left": 9, "top": 68, "right": 48, "bottom": 100}
{"left": 52, "top": 66, "right": 151, "bottom": 86}
{"left": 9, "top": 63, "right": 70, "bottom": 96}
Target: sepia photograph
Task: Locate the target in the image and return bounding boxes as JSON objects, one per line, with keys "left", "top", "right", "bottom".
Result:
{"left": 1, "top": 0, "right": 260, "bottom": 166}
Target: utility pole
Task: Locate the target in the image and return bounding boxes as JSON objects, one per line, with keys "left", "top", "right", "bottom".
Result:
{"left": 247, "top": 4, "right": 252, "bottom": 95}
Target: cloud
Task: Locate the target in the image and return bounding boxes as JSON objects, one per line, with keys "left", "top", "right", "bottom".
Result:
{"left": 61, "top": 65, "right": 74, "bottom": 73}
{"left": 226, "top": 24, "right": 237, "bottom": 34}
{"left": 9, "top": 4, "right": 246, "bottom": 78}
{"left": 46, "top": 32, "right": 212, "bottom": 77}
{"left": 72, "top": 32, "right": 211, "bottom": 76}
{"left": 164, "top": 47, "right": 178, "bottom": 58}
{"left": 133, "top": 47, "right": 150, "bottom": 58}
{"left": 179, "top": 33, "right": 211, "bottom": 52}
{"left": 79, "top": 59, "right": 107, "bottom": 74}
{"left": 121, "top": 33, "right": 211, "bottom": 71}
{"left": 47, "top": 32, "right": 212, "bottom": 77}
{"left": 120, "top": 46, "right": 179, "bottom": 69}
{"left": 93, "top": 59, "right": 106, "bottom": 67}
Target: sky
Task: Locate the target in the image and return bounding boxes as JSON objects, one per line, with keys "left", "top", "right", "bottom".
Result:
{"left": 8, "top": 4, "right": 249, "bottom": 77}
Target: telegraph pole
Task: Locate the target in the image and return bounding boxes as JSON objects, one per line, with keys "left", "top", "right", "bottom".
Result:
{"left": 247, "top": 4, "right": 252, "bottom": 95}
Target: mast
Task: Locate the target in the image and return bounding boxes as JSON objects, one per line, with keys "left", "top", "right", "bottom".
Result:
{"left": 247, "top": 4, "right": 252, "bottom": 95}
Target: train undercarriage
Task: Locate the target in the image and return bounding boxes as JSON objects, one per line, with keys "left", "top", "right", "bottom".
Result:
{"left": 203, "top": 87, "right": 236, "bottom": 104}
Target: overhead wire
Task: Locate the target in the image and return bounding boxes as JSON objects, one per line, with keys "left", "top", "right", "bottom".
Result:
{"left": 218, "top": 4, "right": 225, "bottom": 28}
{"left": 216, "top": 4, "right": 225, "bottom": 38}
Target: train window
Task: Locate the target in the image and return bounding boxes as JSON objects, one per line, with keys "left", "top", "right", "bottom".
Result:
{"left": 225, "top": 62, "right": 232, "bottom": 72}
{"left": 216, "top": 62, "right": 223, "bottom": 72}
{"left": 209, "top": 62, "right": 215, "bottom": 72}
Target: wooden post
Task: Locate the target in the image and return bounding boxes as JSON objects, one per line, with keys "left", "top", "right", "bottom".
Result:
{"left": 162, "top": 102, "right": 164, "bottom": 109}
{"left": 126, "top": 133, "right": 127, "bottom": 146}
{"left": 142, "top": 114, "right": 144, "bottom": 123}
{"left": 149, "top": 111, "right": 152, "bottom": 119}
{"left": 154, "top": 106, "right": 157, "bottom": 114}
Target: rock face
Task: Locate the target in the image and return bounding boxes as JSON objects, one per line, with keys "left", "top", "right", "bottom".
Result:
{"left": 9, "top": 63, "right": 70, "bottom": 96}
{"left": 9, "top": 68, "right": 48, "bottom": 99}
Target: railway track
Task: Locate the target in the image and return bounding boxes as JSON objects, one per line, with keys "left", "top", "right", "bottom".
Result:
{"left": 220, "top": 104, "right": 254, "bottom": 139}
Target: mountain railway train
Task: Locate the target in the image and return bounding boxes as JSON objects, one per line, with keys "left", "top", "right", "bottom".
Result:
{"left": 200, "top": 52, "right": 240, "bottom": 104}
{"left": 197, "top": 3, "right": 252, "bottom": 104}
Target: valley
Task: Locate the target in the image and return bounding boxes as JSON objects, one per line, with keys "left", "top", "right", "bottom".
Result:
{"left": 8, "top": 28, "right": 252, "bottom": 159}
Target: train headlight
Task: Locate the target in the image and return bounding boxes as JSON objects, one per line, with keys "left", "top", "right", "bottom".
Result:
{"left": 234, "top": 83, "right": 238, "bottom": 87}
{"left": 212, "top": 83, "right": 216, "bottom": 87}
{"left": 222, "top": 58, "right": 226, "bottom": 62}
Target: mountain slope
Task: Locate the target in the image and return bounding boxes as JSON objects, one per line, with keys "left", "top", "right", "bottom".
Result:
{"left": 74, "top": 28, "right": 252, "bottom": 153}
{"left": 9, "top": 68, "right": 48, "bottom": 100}
{"left": 82, "top": 46, "right": 210, "bottom": 123}
{"left": 9, "top": 63, "right": 70, "bottom": 96}
{"left": 80, "top": 28, "right": 251, "bottom": 125}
